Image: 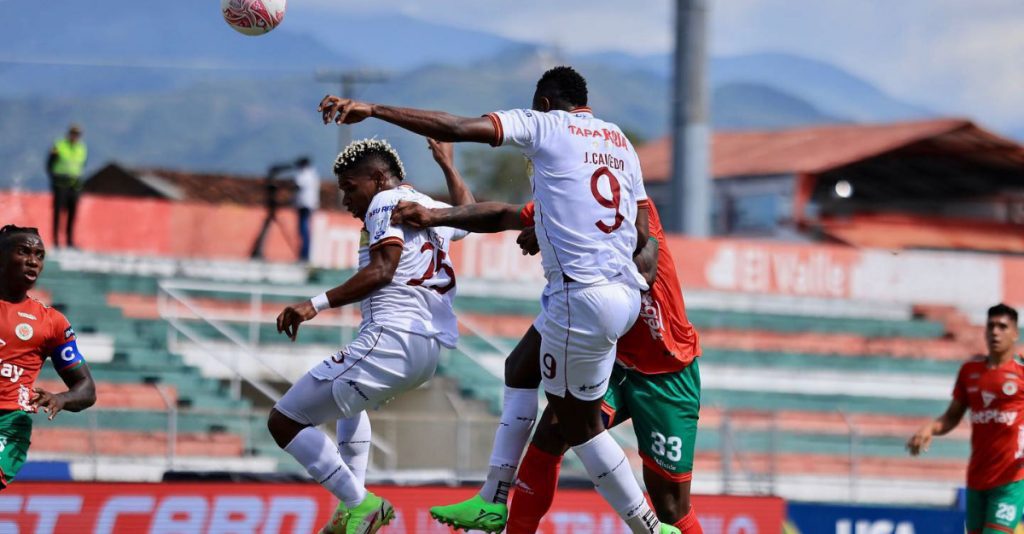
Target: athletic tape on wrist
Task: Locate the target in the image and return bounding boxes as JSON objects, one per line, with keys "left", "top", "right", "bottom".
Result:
{"left": 310, "top": 292, "right": 331, "bottom": 312}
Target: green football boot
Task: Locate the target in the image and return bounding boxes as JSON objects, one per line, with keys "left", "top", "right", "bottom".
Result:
{"left": 429, "top": 494, "right": 508, "bottom": 533}
{"left": 319, "top": 492, "right": 395, "bottom": 534}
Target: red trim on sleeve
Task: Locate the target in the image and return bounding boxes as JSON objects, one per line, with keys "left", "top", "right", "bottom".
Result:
{"left": 369, "top": 237, "right": 404, "bottom": 251}
{"left": 519, "top": 202, "right": 536, "bottom": 227}
{"left": 638, "top": 451, "right": 693, "bottom": 482}
{"left": 485, "top": 113, "right": 504, "bottom": 147}
{"left": 637, "top": 199, "right": 650, "bottom": 209}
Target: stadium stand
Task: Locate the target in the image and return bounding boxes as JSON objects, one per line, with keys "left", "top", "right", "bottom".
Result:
{"left": 24, "top": 246, "right": 978, "bottom": 504}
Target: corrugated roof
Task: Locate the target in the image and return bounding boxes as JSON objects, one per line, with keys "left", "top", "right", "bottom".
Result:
{"left": 639, "top": 118, "right": 1023, "bottom": 182}
{"left": 125, "top": 167, "right": 341, "bottom": 209}
{"left": 819, "top": 213, "right": 1024, "bottom": 254}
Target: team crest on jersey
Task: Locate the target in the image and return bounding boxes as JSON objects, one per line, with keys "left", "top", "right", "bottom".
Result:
{"left": 1004, "top": 381, "right": 1019, "bottom": 396}
{"left": 17, "top": 312, "right": 36, "bottom": 320}
{"left": 14, "top": 323, "right": 32, "bottom": 341}
{"left": 983, "top": 391, "right": 997, "bottom": 407}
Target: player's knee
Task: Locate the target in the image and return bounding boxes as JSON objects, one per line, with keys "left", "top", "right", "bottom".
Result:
{"left": 549, "top": 400, "right": 603, "bottom": 446}
{"left": 505, "top": 355, "right": 540, "bottom": 388}
{"left": 504, "top": 329, "right": 542, "bottom": 388}
{"left": 267, "top": 408, "right": 305, "bottom": 449}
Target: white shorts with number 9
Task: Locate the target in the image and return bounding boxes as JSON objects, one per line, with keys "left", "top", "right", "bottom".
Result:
{"left": 533, "top": 281, "right": 640, "bottom": 401}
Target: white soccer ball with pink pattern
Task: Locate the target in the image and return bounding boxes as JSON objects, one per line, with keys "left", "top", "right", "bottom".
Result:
{"left": 221, "top": 0, "right": 287, "bottom": 36}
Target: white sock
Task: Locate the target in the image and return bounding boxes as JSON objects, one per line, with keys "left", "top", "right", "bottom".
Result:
{"left": 479, "top": 387, "right": 538, "bottom": 504}
{"left": 572, "top": 431, "right": 661, "bottom": 534}
{"left": 284, "top": 427, "right": 366, "bottom": 508}
{"left": 337, "top": 411, "right": 372, "bottom": 486}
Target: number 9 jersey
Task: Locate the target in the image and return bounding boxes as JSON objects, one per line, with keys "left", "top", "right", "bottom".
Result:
{"left": 358, "top": 185, "right": 467, "bottom": 349}
{"left": 485, "top": 107, "right": 648, "bottom": 292}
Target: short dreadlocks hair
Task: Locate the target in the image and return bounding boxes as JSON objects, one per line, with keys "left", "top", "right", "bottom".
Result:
{"left": 333, "top": 139, "right": 406, "bottom": 181}
{"left": 536, "top": 66, "right": 588, "bottom": 108}
{"left": 0, "top": 225, "right": 41, "bottom": 253}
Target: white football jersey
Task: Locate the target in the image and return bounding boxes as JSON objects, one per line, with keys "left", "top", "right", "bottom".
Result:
{"left": 356, "top": 185, "right": 466, "bottom": 348}
{"left": 487, "top": 107, "right": 648, "bottom": 292}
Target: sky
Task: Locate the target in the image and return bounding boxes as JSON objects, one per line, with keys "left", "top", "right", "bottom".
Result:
{"left": 308, "top": 0, "right": 1024, "bottom": 132}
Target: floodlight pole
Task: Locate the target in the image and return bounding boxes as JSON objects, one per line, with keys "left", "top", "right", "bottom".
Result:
{"left": 315, "top": 69, "right": 389, "bottom": 209}
{"left": 315, "top": 69, "right": 389, "bottom": 154}
{"left": 669, "top": 0, "right": 710, "bottom": 236}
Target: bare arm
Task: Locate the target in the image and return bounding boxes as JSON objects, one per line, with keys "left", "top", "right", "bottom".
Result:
{"left": 32, "top": 364, "right": 97, "bottom": 420}
{"left": 906, "top": 398, "right": 967, "bottom": 455}
{"left": 276, "top": 244, "right": 402, "bottom": 341}
{"left": 319, "top": 96, "right": 497, "bottom": 144}
{"left": 634, "top": 205, "right": 650, "bottom": 255}
{"left": 633, "top": 237, "right": 660, "bottom": 287}
{"left": 428, "top": 139, "right": 475, "bottom": 206}
{"left": 392, "top": 201, "right": 524, "bottom": 234}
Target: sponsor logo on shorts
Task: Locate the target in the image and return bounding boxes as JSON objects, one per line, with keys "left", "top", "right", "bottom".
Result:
{"left": 577, "top": 378, "right": 607, "bottom": 393}
{"left": 14, "top": 323, "right": 32, "bottom": 341}
{"left": 331, "top": 350, "right": 348, "bottom": 364}
{"left": 654, "top": 456, "right": 679, "bottom": 472}
{"left": 346, "top": 380, "right": 369, "bottom": 401}
{"left": 17, "top": 312, "right": 37, "bottom": 320}
{"left": 971, "top": 409, "right": 1017, "bottom": 425}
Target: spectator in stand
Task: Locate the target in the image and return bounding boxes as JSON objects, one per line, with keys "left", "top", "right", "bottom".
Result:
{"left": 46, "top": 124, "right": 87, "bottom": 249}
{"left": 293, "top": 156, "right": 320, "bottom": 263}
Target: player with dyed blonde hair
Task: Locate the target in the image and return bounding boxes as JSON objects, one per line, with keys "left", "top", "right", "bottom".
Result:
{"left": 318, "top": 66, "right": 680, "bottom": 534}
{"left": 268, "top": 138, "right": 471, "bottom": 534}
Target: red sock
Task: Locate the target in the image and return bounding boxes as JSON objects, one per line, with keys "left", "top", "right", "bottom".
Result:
{"left": 506, "top": 444, "right": 562, "bottom": 534}
{"left": 674, "top": 506, "right": 703, "bottom": 534}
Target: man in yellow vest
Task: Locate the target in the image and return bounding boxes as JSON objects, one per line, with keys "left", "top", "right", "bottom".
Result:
{"left": 46, "top": 124, "right": 87, "bottom": 248}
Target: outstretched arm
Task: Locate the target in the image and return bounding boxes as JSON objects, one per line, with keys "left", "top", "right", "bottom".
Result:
{"left": 319, "top": 95, "right": 497, "bottom": 144}
{"left": 428, "top": 139, "right": 475, "bottom": 206}
{"left": 33, "top": 364, "right": 97, "bottom": 420}
{"left": 277, "top": 244, "right": 402, "bottom": 341}
{"left": 391, "top": 201, "right": 525, "bottom": 234}
{"left": 906, "top": 398, "right": 967, "bottom": 456}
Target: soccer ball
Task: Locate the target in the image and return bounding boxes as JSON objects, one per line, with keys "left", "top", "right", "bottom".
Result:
{"left": 221, "top": 0, "right": 287, "bottom": 36}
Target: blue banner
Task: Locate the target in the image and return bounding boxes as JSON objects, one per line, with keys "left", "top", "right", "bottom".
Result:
{"left": 787, "top": 502, "right": 964, "bottom": 534}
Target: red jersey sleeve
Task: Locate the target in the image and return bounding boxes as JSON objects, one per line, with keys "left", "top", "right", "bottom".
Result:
{"left": 953, "top": 364, "right": 968, "bottom": 403}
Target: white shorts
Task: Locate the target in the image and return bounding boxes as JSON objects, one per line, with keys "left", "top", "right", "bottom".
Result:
{"left": 533, "top": 281, "right": 640, "bottom": 401}
{"left": 274, "top": 325, "right": 440, "bottom": 424}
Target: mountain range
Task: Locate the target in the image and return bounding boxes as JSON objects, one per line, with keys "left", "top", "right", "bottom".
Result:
{"left": 3, "top": 0, "right": 1012, "bottom": 194}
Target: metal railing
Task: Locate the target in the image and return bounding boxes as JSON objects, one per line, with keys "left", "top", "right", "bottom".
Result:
{"left": 708, "top": 407, "right": 967, "bottom": 504}
{"left": 153, "top": 277, "right": 514, "bottom": 476}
